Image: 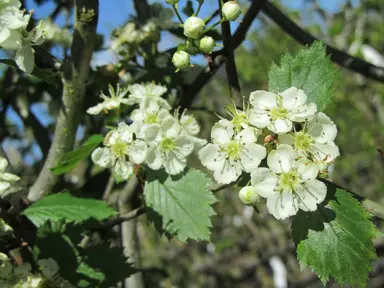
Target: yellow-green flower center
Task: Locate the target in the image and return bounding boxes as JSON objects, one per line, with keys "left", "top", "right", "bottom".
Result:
{"left": 294, "top": 132, "right": 313, "bottom": 151}
{"left": 232, "top": 112, "right": 248, "bottom": 132}
{"left": 161, "top": 138, "right": 176, "bottom": 152}
{"left": 279, "top": 170, "right": 300, "bottom": 191}
{"left": 270, "top": 106, "right": 288, "bottom": 120}
{"left": 144, "top": 113, "right": 158, "bottom": 124}
{"left": 223, "top": 140, "right": 241, "bottom": 160}
{"left": 111, "top": 139, "right": 128, "bottom": 158}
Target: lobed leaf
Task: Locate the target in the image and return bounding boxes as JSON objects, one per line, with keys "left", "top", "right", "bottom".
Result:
{"left": 268, "top": 41, "right": 338, "bottom": 111}
{"left": 292, "top": 188, "right": 378, "bottom": 287}
{"left": 144, "top": 169, "right": 217, "bottom": 242}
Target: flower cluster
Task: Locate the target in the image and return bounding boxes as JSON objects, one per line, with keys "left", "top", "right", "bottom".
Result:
{"left": 89, "top": 82, "right": 206, "bottom": 181}
{"left": 0, "top": 156, "right": 20, "bottom": 198}
{"left": 0, "top": 253, "right": 59, "bottom": 287}
{"left": 0, "top": 0, "right": 45, "bottom": 73}
{"left": 199, "top": 87, "right": 339, "bottom": 219}
{"left": 168, "top": 0, "right": 242, "bottom": 71}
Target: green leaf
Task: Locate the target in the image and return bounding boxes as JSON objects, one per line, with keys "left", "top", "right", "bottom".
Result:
{"left": 144, "top": 169, "right": 217, "bottom": 242}
{"left": 22, "top": 192, "right": 116, "bottom": 226}
{"left": 51, "top": 135, "right": 104, "bottom": 175}
{"left": 292, "top": 189, "right": 378, "bottom": 287}
{"left": 268, "top": 41, "right": 338, "bottom": 111}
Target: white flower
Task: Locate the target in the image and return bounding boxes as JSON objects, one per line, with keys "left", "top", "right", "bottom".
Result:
{"left": 87, "top": 84, "right": 130, "bottom": 115}
{"left": 0, "top": 0, "right": 29, "bottom": 44}
{"left": 248, "top": 87, "right": 317, "bottom": 134}
{"left": 110, "top": 22, "right": 141, "bottom": 51}
{"left": 183, "top": 16, "right": 205, "bottom": 39}
{"left": 127, "top": 82, "right": 171, "bottom": 110}
{"left": 91, "top": 123, "right": 148, "bottom": 181}
{"left": 130, "top": 105, "right": 172, "bottom": 139}
{"left": 250, "top": 144, "right": 327, "bottom": 219}
{"left": 175, "top": 109, "right": 207, "bottom": 151}
{"left": 279, "top": 112, "right": 340, "bottom": 165}
{"left": 199, "top": 119, "right": 266, "bottom": 184}
{"left": 0, "top": 156, "right": 20, "bottom": 198}
{"left": 225, "top": 103, "right": 255, "bottom": 133}
{"left": 144, "top": 117, "right": 194, "bottom": 175}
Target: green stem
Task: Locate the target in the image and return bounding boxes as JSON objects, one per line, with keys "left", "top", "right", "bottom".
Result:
{"left": 195, "top": 1, "right": 203, "bottom": 17}
{"left": 204, "top": 19, "right": 223, "bottom": 33}
{"left": 172, "top": 5, "right": 184, "bottom": 24}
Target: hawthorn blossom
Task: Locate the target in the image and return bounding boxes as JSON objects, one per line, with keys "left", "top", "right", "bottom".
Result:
{"left": 91, "top": 123, "right": 147, "bottom": 180}
{"left": 176, "top": 109, "right": 207, "bottom": 150}
{"left": 0, "top": 0, "right": 29, "bottom": 45}
{"left": 250, "top": 144, "right": 326, "bottom": 219}
{"left": 248, "top": 87, "right": 317, "bottom": 134}
{"left": 127, "top": 82, "right": 171, "bottom": 110}
{"left": 144, "top": 117, "right": 194, "bottom": 175}
{"left": 279, "top": 112, "right": 340, "bottom": 165}
{"left": 199, "top": 119, "right": 266, "bottom": 184}
{"left": 87, "top": 84, "right": 130, "bottom": 115}
{"left": 0, "top": 156, "right": 20, "bottom": 198}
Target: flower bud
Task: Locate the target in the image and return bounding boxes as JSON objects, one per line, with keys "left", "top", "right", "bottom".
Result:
{"left": 166, "top": 0, "right": 180, "bottom": 4}
{"left": 222, "top": 1, "right": 241, "bottom": 21}
{"left": 199, "top": 36, "right": 215, "bottom": 54}
{"left": 238, "top": 186, "right": 260, "bottom": 206}
{"left": 172, "top": 51, "right": 190, "bottom": 69}
{"left": 183, "top": 16, "right": 205, "bottom": 39}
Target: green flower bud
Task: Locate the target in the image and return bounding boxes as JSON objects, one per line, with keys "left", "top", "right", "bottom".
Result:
{"left": 199, "top": 36, "right": 215, "bottom": 54}
{"left": 183, "top": 16, "right": 205, "bottom": 39}
{"left": 166, "top": 0, "right": 180, "bottom": 4}
{"left": 172, "top": 50, "right": 190, "bottom": 69}
{"left": 238, "top": 186, "right": 260, "bottom": 206}
{"left": 222, "top": 1, "right": 241, "bottom": 21}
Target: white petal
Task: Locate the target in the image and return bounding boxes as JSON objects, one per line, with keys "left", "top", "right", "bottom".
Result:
{"left": 198, "top": 143, "right": 225, "bottom": 171}
{"left": 0, "top": 172, "right": 20, "bottom": 182}
{"left": 0, "top": 181, "right": 11, "bottom": 193}
{"left": 187, "top": 135, "right": 208, "bottom": 151}
{"left": 278, "top": 133, "right": 295, "bottom": 146}
{"left": 146, "top": 148, "right": 163, "bottom": 170}
{"left": 239, "top": 143, "right": 266, "bottom": 172}
{"left": 295, "top": 158, "right": 319, "bottom": 182}
{"left": 213, "top": 160, "right": 241, "bottom": 184}
{"left": 0, "top": 158, "right": 8, "bottom": 172}
{"left": 235, "top": 127, "right": 258, "bottom": 144}
{"left": 297, "top": 180, "right": 327, "bottom": 211}
{"left": 311, "top": 142, "right": 340, "bottom": 163}
{"left": 266, "top": 189, "right": 298, "bottom": 219}
{"left": 162, "top": 118, "right": 181, "bottom": 138}
{"left": 0, "top": 29, "right": 22, "bottom": 50}
{"left": 248, "top": 109, "right": 271, "bottom": 128}
{"left": 289, "top": 103, "right": 317, "bottom": 122}
{"left": 87, "top": 103, "right": 104, "bottom": 115}
{"left": 163, "top": 152, "right": 186, "bottom": 175}
{"left": 251, "top": 167, "right": 278, "bottom": 198}
{"left": 144, "top": 124, "right": 161, "bottom": 143}
{"left": 91, "top": 147, "right": 115, "bottom": 168}
{"left": 0, "top": 28, "right": 11, "bottom": 44}
{"left": 117, "top": 122, "right": 133, "bottom": 143}
{"left": 112, "top": 159, "right": 133, "bottom": 180}
{"left": 280, "top": 87, "right": 307, "bottom": 110}
{"left": 307, "top": 112, "right": 337, "bottom": 143}
{"left": 180, "top": 111, "right": 200, "bottom": 135}
{"left": 211, "top": 119, "right": 234, "bottom": 145}
{"left": 267, "top": 144, "right": 296, "bottom": 174}
{"left": 268, "top": 118, "right": 292, "bottom": 134}
{"left": 15, "top": 44, "right": 35, "bottom": 73}
{"left": 174, "top": 136, "right": 194, "bottom": 158}
{"left": 249, "top": 91, "right": 277, "bottom": 110}
{"left": 129, "top": 140, "right": 148, "bottom": 164}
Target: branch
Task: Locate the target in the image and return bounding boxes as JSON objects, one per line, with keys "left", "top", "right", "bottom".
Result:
{"left": 180, "top": 0, "right": 268, "bottom": 109}
{"left": 219, "top": 0, "right": 242, "bottom": 103}
{"left": 261, "top": 1, "right": 384, "bottom": 83}
{"left": 28, "top": 0, "right": 99, "bottom": 201}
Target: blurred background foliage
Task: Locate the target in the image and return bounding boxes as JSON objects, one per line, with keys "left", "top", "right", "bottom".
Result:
{"left": 0, "top": 0, "right": 383, "bottom": 287}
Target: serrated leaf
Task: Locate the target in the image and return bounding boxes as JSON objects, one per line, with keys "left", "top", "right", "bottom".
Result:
{"left": 22, "top": 192, "right": 116, "bottom": 226}
{"left": 51, "top": 134, "right": 104, "bottom": 175}
{"left": 268, "top": 41, "right": 337, "bottom": 111}
{"left": 144, "top": 169, "right": 217, "bottom": 242}
{"left": 292, "top": 189, "right": 378, "bottom": 287}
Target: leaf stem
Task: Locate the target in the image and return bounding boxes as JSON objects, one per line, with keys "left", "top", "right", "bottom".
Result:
{"left": 172, "top": 5, "right": 184, "bottom": 24}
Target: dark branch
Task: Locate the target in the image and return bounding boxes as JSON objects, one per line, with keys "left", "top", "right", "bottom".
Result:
{"left": 261, "top": 1, "right": 384, "bottom": 83}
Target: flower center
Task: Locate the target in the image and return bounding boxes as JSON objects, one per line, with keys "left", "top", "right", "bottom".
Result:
{"left": 223, "top": 140, "right": 241, "bottom": 160}
{"left": 232, "top": 112, "right": 248, "bottom": 132}
{"left": 161, "top": 138, "right": 176, "bottom": 152}
{"left": 279, "top": 170, "right": 300, "bottom": 191}
{"left": 270, "top": 106, "right": 288, "bottom": 120}
{"left": 111, "top": 140, "right": 128, "bottom": 158}
{"left": 294, "top": 132, "right": 313, "bottom": 151}
{"left": 144, "top": 113, "right": 158, "bottom": 124}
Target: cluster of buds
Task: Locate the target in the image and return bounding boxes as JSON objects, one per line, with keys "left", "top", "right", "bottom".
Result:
{"left": 88, "top": 82, "right": 206, "bottom": 181}
{"left": 198, "top": 87, "right": 340, "bottom": 220}
{"left": 167, "top": 0, "right": 242, "bottom": 71}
